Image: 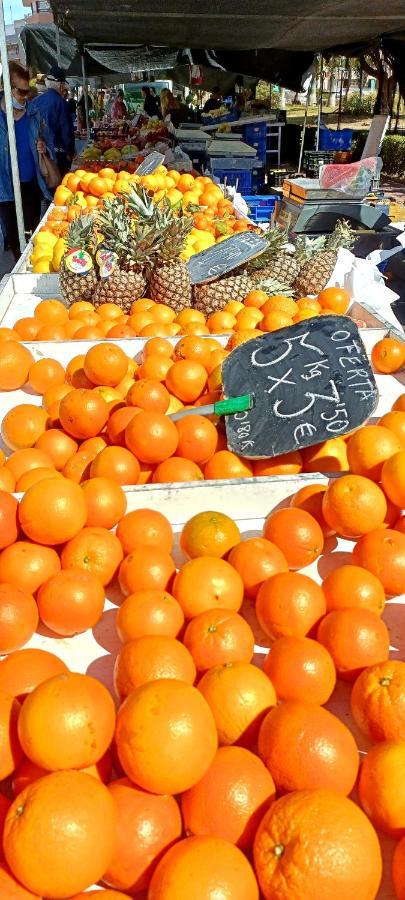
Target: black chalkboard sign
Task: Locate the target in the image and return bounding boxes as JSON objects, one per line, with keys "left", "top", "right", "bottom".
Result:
{"left": 222, "top": 316, "right": 378, "bottom": 459}
{"left": 135, "top": 152, "right": 165, "bottom": 176}
{"left": 188, "top": 232, "right": 267, "bottom": 285}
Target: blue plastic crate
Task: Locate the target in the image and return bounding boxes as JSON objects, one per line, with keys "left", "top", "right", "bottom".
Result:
{"left": 242, "top": 194, "right": 277, "bottom": 222}
{"left": 242, "top": 123, "right": 267, "bottom": 143}
{"left": 213, "top": 169, "right": 252, "bottom": 191}
{"left": 251, "top": 168, "right": 265, "bottom": 193}
{"left": 319, "top": 126, "right": 353, "bottom": 151}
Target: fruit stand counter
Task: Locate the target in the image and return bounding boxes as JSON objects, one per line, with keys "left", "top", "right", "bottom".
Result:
{"left": 14, "top": 475, "right": 405, "bottom": 899}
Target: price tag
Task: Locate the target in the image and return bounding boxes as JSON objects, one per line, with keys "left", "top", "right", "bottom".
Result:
{"left": 135, "top": 152, "right": 165, "bottom": 176}
{"left": 187, "top": 232, "right": 267, "bottom": 285}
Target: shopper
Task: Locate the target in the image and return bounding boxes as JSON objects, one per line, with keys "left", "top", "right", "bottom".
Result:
{"left": 111, "top": 89, "right": 128, "bottom": 121}
{"left": 0, "top": 62, "right": 55, "bottom": 261}
{"left": 31, "top": 64, "right": 75, "bottom": 177}
{"left": 141, "top": 86, "right": 161, "bottom": 118}
{"left": 160, "top": 88, "right": 188, "bottom": 127}
{"left": 203, "top": 87, "right": 223, "bottom": 114}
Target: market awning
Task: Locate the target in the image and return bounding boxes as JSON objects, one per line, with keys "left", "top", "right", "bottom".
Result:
{"left": 20, "top": 24, "right": 76, "bottom": 72}
{"left": 49, "top": 1, "right": 405, "bottom": 52}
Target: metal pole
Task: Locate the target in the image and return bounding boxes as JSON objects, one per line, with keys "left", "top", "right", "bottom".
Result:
{"left": 0, "top": 0, "right": 26, "bottom": 254}
{"left": 81, "top": 52, "right": 90, "bottom": 140}
{"left": 315, "top": 53, "right": 324, "bottom": 150}
{"left": 298, "top": 74, "right": 314, "bottom": 173}
{"left": 55, "top": 24, "right": 62, "bottom": 67}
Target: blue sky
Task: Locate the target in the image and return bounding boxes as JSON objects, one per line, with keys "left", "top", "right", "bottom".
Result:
{"left": 5, "top": 1, "right": 26, "bottom": 24}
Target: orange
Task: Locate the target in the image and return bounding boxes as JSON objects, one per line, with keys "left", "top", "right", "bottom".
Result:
{"left": 263, "top": 507, "right": 324, "bottom": 569}
{"left": 127, "top": 378, "right": 170, "bottom": 413}
{"left": 0, "top": 693, "right": 23, "bottom": 779}
{"left": 253, "top": 450, "right": 303, "bottom": 477}
{"left": 346, "top": 424, "right": 402, "bottom": 480}
{"left": 173, "top": 556, "right": 244, "bottom": 619}
{"left": 116, "top": 680, "right": 217, "bottom": 794}
{"left": 114, "top": 634, "right": 196, "bottom": 699}
{"left": 152, "top": 457, "right": 204, "bottom": 483}
{"left": 59, "top": 388, "right": 108, "bottom": 439}
{"left": 36, "top": 324, "right": 67, "bottom": 340}
{"left": 143, "top": 336, "right": 173, "bottom": 358}
{"left": 358, "top": 740, "right": 405, "bottom": 837}
{"left": 36, "top": 568, "right": 105, "bottom": 636}
{"left": 0, "top": 490, "right": 18, "bottom": 549}
{"left": 264, "top": 635, "right": 336, "bottom": 705}
{"left": 166, "top": 359, "right": 208, "bottom": 403}
{"left": 104, "top": 778, "right": 182, "bottom": 894}
{"left": 1, "top": 405, "right": 48, "bottom": 451}
{"left": 317, "top": 608, "right": 389, "bottom": 681}
{"left": 89, "top": 446, "right": 140, "bottom": 486}
{"left": 116, "top": 508, "right": 173, "bottom": 556}
{"left": 183, "top": 608, "right": 254, "bottom": 673}
{"left": 204, "top": 450, "right": 253, "bottom": 480}
{"left": 16, "top": 467, "right": 62, "bottom": 493}
{"left": 61, "top": 527, "right": 123, "bottom": 586}
{"left": 14, "top": 318, "right": 41, "bottom": 341}
{"left": 256, "top": 572, "right": 326, "bottom": 641}
{"left": 0, "top": 326, "right": 21, "bottom": 341}
{"left": 180, "top": 511, "right": 240, "bottom": 558}
{"left": 175, "top": 308, "right": 205, "bottom": 326}
{"left": 393, "top": 838, "right": 405, "bottom": 900}
{"left": 0, "top": 342, "right": 33, "bottom": 390}
{"left": 254, "top": 789, "right": 382, "bottom": 900}
{"left": 107, "top": 324, "right": 135, "bottom": 339}
{"left": 261, "top": 311, "right": 293, "bottom": 332}
{"left": 302, "top": 437, "right": 348, "bottom": 473}
{"left": 322, "top": 564, "right": 385, "bottom": 615}
{"left": 35, "top": 428, "right": 77, "bottom": 470}
{"left": 393, "top": 393, "right": 405, "bottom": 412}
{"left": 379, "top": 410, "right": 405, "bottom": 446}
{"left": 296, "top": 296, "right": 321, "bottom": 313}
{"left": 372, "top": 337, "right": 405, "bottom": 373}
{"left": 81, "top": 476, "right": 126, "bottom": 529}
{"left": 12, "top": 752, "right": 112, "bottom": 795}
{"left": 107, "top": 407, "right": 141, "bottom": 446}
{"left": 174, "top": 335, "right": 212, "bottom": 369}
{"left": 27, "top": 358, "right": 65, "bottom": 395}
{"left": 19, "top": 477, "right": 87, "bottom": 546}
{"left": 118, "top": 547, "right": 175, "bottom": 597}
{"left": 352, "top": 527, "right": 405, "bottom": 596}
{"left": 317, "top": 286, "right": 350, "bottom": 313}
{"left": 0, "top": 648, "right": 68, "bottom": 700}
{"left": 42, "top": 383, "right": 72, "bottom": 412}
{"left": 62, "top": 450, "right": 93, "bottom": 484}
{"left": 0, "top": 467, "right": 17, "bottom": 492}
{"left": 181, "top": 746, "right": 275, "bottom": 850}
{"left": 116, "top": 589, "right": 184, "bottom": 642}
{"left": 3, "top": 771, "right": 117, "bottom": 899}
{"left": 382, "top": 449, "right": 405, "bottom": 508}
{"left": 0, "top": 584, "right": 38, "bottom": 654}
{"left": 148, "top": 835, "right": 259, "bottom": 900}
{"left": 351, "top": 660, "right": 405, "bottom": 742}
{"left": 244, "top": 289, "right": 268, "bottom": 308}
{"left": 0, "top": 541, "right": 61, "bottom": 595}
{"left": 228, "top": 537, "right": 288, "bottom": 600}
{"left": 83, "top": 342, "right": 128, "bottom": 387}
{"left": 34, "top": 299, "right": 68, "bottom": 325}
{"left": 198, "top": 661, "right": 276, "bottom": 747}
{"left": 261, "top": 296, "right": 297, "bottom": 317}
{"left": 322, "top": 474, "right": 387, "bottom": 537}
{"left": 137, "top": 354, "right": 173, "bottom": 382}
{"left": 125, "top": 410, "right": 178, "bottom": 464}
{"left": 258, "top": 700, "right": 359, "bottom": 795}
{"left": 175, "top": 414, "right": 218, "bottom": 463}
{"left": 18, "top": 672, "right": 115, "bottom": 771}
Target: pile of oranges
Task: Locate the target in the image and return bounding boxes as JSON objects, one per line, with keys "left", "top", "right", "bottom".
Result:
{"left": 0, "top": 287, "right": 375, "bottom": 342}
{"left": 0, "top": 445, "right": 405, "bottom": 895}
{"left": 0, "top": 317, "right": 404, "bottom": 495}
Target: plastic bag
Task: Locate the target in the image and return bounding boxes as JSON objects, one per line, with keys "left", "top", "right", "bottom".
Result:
{"left": 319, "top": 157, "right": 382, "bottom": 198}
{"left": 163, "top": 146, "right": 193, "bottom": 173}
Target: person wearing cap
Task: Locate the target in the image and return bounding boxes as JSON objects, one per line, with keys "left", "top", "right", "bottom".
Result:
{"left": 31, "top": 64, "right": 75, "bottom": 177}
{"left": 0, "top": 62, "right": 55, "bottom": 261}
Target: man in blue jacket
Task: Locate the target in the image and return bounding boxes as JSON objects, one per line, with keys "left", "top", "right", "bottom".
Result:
{"left": 31, "top": 65, "right": 75, "bottom": 177}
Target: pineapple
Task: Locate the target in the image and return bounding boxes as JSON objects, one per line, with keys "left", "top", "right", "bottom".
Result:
{"left": 294, "top": 219, "right": 356, "bottom": 296}
{"left": 193, "top": 272, "right": 255, "bottom": 314}
{"left": 247, "top": 225, "right": 300, "bottom": 287}
{"left": 93, "top": 195, "right": 155, "bottom": 312}
{"left": 60, "top": 214, "right": 99, "bottom": 306}
{"left": 126, "top": 187, "right": 193, "bottom": 313}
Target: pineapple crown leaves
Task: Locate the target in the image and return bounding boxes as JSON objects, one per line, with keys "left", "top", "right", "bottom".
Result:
{"left": 295, "top": 219, "right": 356, "bottom": 265}
{"left": 247, "top": 224, "right": 291, "bottom": 273}
{"left": 126, "top": 182, "right": 193, "bottom": 263}
{"left": 325, "top": 218, "right": 356, "bottom": 252}
{"left": 66, "top": 213, "right": 98, "bottom": 255}
{"left": 254, "top": 276, "right": 295, "bottom": 298}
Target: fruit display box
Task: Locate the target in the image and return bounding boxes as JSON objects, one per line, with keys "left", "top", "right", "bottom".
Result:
{"left": 0, "top": 271, "right": 401, "bottom": 340}
{"left": 16, "top": 473, "right": 405, "bottom": 899}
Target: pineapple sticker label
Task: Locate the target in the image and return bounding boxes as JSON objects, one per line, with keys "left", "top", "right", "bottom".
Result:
{"left": 64, "top": 250, "right": 93, "bottom": 276}
{"left": 222, "top": 316, "right": 378, "bottom": 459}
{"left": 188, "top": 232, "right": 268, "bottom": 284}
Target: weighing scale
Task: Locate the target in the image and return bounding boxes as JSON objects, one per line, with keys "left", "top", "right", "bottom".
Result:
{"left": 275, "top": 178, "right": 398, "bottom": 255}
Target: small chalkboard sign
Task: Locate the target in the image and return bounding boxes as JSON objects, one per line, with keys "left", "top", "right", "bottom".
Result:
{"left": 222, "top": 316, "right": 378, "bottom": 459}
{"left": 188, "top": 232, "right": 267, "bottom": 285}
{"left": 135, "top": 152, "right": 165, "bottom": 176}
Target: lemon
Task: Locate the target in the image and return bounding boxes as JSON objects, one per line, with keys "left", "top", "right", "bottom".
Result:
{"left": 52, "top": 238, "right": 67, "bottom": 272}
{"left": 34, "top": 232, "right": 58, "bottom": 249}
{"left": 216, "top": 235, "right": 231, "bottom": 243}
{"left": 167, "top": 395, "right": 184, "bottom": 414}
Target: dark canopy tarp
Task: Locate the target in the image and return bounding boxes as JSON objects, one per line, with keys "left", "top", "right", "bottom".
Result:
{"left": 20, "top": 24, "right": 76, "bottom": 72}
{"left": 50, "top": 0, "right": 405, "bottom": 51}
